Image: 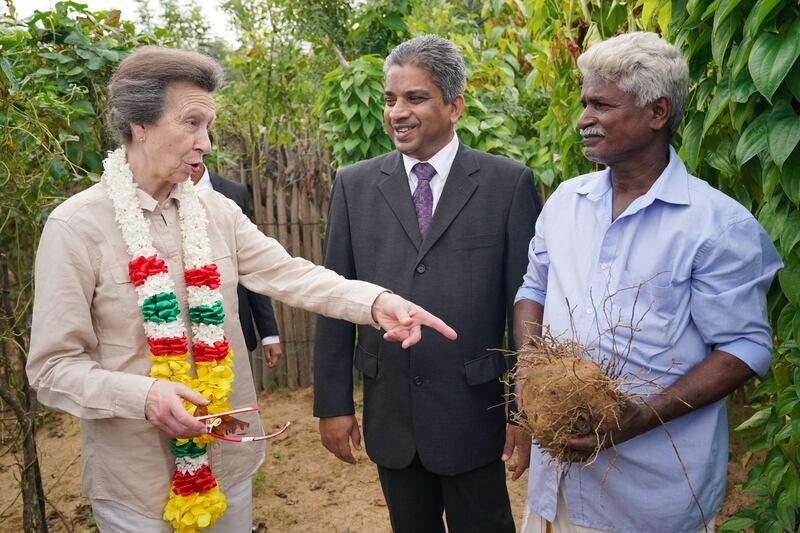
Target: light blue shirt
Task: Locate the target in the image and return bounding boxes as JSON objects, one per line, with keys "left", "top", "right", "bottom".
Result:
{"left": 516, "top": 147, "right": 782, "bottom": 533}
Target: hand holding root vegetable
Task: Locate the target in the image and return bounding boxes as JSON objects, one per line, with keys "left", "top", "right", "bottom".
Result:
{"left": 566, "top": 349, "right": 757, "bottom": 461}
{"left": 513, "top": 333, "right": 630, "bottom": 465}
{"left": 564, "top": 401, "right": 654, "bottom": 462}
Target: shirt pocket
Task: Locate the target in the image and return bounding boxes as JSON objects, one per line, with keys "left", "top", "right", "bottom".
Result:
{"left": 94, "top": 264, "right": 143, "bottom": 348}
{"left": 643, "top": 281, "right": 681, "bottom": 320}
{"left": 211, "top": 252, "right": 237, "bottom": 284}
{"left": 614, "top": 273, "right": 683, "bottom": 350}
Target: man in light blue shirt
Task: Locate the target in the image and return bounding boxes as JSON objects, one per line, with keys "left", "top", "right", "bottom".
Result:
{"left": 514, "top": 32, "right": 782, "bottom": 533}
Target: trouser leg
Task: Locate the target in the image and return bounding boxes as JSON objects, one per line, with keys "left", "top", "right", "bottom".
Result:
{"left": 440, "top": 458, "right": 515, "bottom": 533}
{"left": 92, "top": 477, "right": 252, "bottom": 533}
{"left": 377, "top": 454, "right": 446, "bottom": 533}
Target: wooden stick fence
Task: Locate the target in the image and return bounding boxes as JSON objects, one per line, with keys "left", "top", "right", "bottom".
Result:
{"left": 213, "top": 131, "right": 332, "bottom": 391}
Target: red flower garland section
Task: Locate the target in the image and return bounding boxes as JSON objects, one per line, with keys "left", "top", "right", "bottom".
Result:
{"left": 172, "top": 465, "right": 218, "bottom": 496}
{"left": 193, "top": 339, "right": 231, "bottom": 362}
{"left": 148, "top": 336, "right": 189, "bottom": 356}
{"left": 185, "top": 265, "right": 221, "bottom": 289}
{"left": 128, "top": 255, "right": 169, "bottom": 286}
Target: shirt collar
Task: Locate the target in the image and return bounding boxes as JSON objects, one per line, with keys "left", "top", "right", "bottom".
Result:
{"left": 575, "top": 146, "right": 690, "bottom": 206}
{"left": 134, "top": 182, "right": 182, "bottom": 212}
{"left": 401, "top": 132, "right": 460, "bottom": 180}
{"left": 194, "top": 167, "right": 213, "bottom": 192}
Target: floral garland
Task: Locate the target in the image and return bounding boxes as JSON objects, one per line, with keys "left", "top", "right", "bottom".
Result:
{"left": 103, "top": 147, "right": 234, "bottom": 533}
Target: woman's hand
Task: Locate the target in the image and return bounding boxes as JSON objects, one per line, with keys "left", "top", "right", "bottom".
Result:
{"left": 144, "top": 380, "right": 209, "bottom": 438}
{"left": 371, "top": 292, "right": 457, "bottom": 348}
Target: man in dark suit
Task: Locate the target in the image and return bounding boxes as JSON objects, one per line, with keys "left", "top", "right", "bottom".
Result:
{"left": 192, "top": 163, "right": 283, "bottom": 369}
{"left": 314, "top": 35, "right": 540, "bottom": 532}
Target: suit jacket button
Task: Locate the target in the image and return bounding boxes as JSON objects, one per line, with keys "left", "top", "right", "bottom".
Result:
{"left": 416, "top": 264, "right": 426, "bottom": 274}
{"left": 413, "top": 375, "right": 423, "bottom": 386}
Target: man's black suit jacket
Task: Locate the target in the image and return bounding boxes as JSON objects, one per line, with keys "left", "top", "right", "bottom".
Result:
{"left": 313, "top": 144, "right": 539, "bottom": 475}
{"left": 208, "top": 172, "right": 279, "bottom": 351}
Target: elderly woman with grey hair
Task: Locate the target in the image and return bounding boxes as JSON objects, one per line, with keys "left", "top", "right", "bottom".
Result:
{"left": 27, "top": 46, "right": 456, "bottom": 533}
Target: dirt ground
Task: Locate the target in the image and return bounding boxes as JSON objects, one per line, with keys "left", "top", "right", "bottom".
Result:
{"left": 1, "top": 387, "right": 756, "bottom": 532}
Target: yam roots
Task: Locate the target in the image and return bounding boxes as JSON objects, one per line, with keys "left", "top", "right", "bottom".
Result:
{"left": 512, "top": 333, "right": 631, "bottom": 463}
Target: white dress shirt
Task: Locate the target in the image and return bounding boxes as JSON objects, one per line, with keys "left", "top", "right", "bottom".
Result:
{"left": 401, "top": 132, "right": 459, "bottom": 215}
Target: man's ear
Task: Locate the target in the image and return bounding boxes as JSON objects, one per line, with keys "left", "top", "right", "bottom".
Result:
{"left": 649, "top": 96, "right": 671, "bottom": 132}
{"left": 450, "top": 94, "right": 465, "bottom": 124}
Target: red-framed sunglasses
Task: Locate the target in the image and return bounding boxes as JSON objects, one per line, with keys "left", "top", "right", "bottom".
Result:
{"left": 196, "top": 406, "right": 291, "bottom": 443}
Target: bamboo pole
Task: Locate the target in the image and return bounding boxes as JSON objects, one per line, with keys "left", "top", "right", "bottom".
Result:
{"left": 287, "top": 181, "right": 308, "bottom": 387}
{"left": 251, "top": 136, "right": 264, "bottom": 224}
{"left": 276, "top": 147, "right": 298, "bottom": 389}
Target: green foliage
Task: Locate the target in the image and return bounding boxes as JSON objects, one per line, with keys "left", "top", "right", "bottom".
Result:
{"left": 0, "top": 5, "right": 144, "bottom": 525}
{"left": 319, "top": 55, "right": 391, "bottom": 168}
{"left": 283, "top": 0, "right": 353, "bottom": 55}
{"left": 134, "top": 0, "right": 228, "bottom": 57}
{"left": 212, "top": 0, "right": 338, "bottom": 168}
{"left": 661, "top": 0, "right": 800, "bottom": 529}
{"left": 0, "top": 1, "right": 146, "bottom": 283}
{"left": 351, "top": 0, "right": 411, "bottom": 57}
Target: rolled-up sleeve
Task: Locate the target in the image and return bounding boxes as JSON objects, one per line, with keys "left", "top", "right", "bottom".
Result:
{"left": 27, "top": 218, "right": 155, "bottom": 419}
{"left": 515, "top": 212, "right": 549, "bottom": 305}
{"left": 690, "top": 217, "right": 783, "bottom": 376}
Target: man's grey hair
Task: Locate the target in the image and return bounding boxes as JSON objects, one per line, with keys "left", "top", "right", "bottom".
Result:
{"left": 577, "top": 32, "right": 689, "bottom": 135}
{"left": 384, "top": 35, "right": 465, "bottom": 103}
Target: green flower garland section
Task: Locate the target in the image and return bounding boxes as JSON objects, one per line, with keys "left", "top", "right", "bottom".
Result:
{"left": 142, "top": 292, "right": 180, "bottom": 322}
{"left": 188, "top": 301, "right": 225, "bottom": 324}
{"left": 171, "top": 439, "right": 207, "bottom": 458}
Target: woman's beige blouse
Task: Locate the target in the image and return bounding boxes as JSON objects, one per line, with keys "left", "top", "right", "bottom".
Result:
{"left": 27, "top": 182, "right": 384, "bottom": 517}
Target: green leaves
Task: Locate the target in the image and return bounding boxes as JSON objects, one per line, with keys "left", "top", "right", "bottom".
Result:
{"left": 682, "top": 112, "right": 704, "bottom": 171}
{"left": 779, "top": 254, "right": 800, "bottom": 305}
{"left": 735, "top": 407, "right": 772, "bottom": 430}
{"left": 712, "top": 1, "right": 739, "bottom": 66}
{"left": 780, "top": 211, "right": 800, "bottom": 256}
{"left": 0, "top": 57, "right": 18, "bottom": 92}
{"left": 720, "top": 515, "right": 756, "bottom": 531}
{"left": 748, "top": 17, "right": 800, "bottom": 101}
{"left": 779, "top": 147, "right": 800, "bottom": 206}
{"left": 743, "top": 0, "right": 784, "bottom": 39}
{"left": 736, "top": 109, "right": 769, "bottom": 165}
{"left": 703, "top": 71, "right": 731, "bottom": 134}
{"left": 319, "top": 55, "right": 388, "bottom": 168}
{"left": 767, "top": 99, "right": 800, "bottom": 168}
{"left": 787, "top": 61, "right": 800, "bottom": 101}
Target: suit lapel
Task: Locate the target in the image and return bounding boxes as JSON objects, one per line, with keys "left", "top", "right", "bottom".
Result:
{"left": 209, "top": 173, "right": 223, "bottom": 191}
{"left": 377, "top": 152, "right": 423, "bottom": 251}
{"left": 416, "top": 144, "right": 479, "bottom": 262}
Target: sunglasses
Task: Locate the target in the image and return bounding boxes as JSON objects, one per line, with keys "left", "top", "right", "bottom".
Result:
{"left": 196, "top": 406, "right": 291, "bottom": 443}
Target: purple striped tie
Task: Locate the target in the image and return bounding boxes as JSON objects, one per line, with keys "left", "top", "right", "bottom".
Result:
{"left": 412, "top": 162, "right": 435, "bottom": 238}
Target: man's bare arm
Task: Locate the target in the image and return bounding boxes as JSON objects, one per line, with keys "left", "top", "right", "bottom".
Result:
{"left": 513, "top": 299, "right": 544, "bottom": 350}
{"left": 568, "top": 350, "right": 756, "bottom": 455}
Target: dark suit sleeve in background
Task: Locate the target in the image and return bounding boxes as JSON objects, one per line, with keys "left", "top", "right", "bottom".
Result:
{"left": 313, "top": 173, "right": 358, "bottom": 418}
{"left": 504, "top": 168, "right": 540, "bottom": 420}
{"left": 505, "top": 168, "right": 540, "bottom": 347}
{"left": 238, "top": 183, "right": 280, "bottom": 341}
{"left": 215, "top": 173, "right": 281, "bottom": 342}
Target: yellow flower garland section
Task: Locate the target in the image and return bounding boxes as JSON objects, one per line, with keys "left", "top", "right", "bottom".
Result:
{"left": 151, "top": 351, "right": 234, "bottom": 532}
